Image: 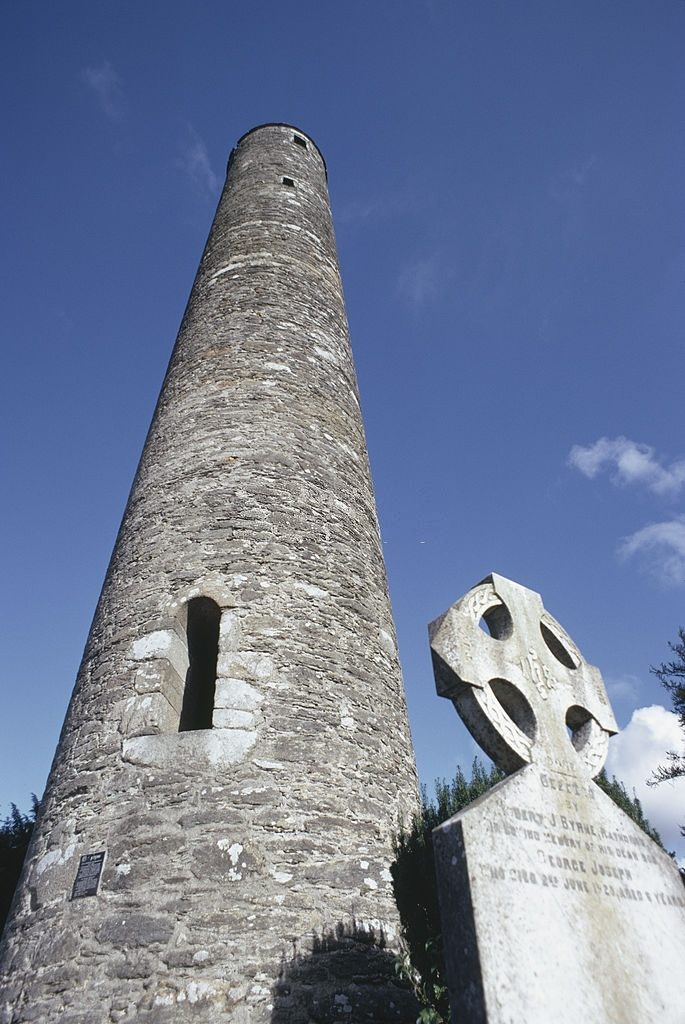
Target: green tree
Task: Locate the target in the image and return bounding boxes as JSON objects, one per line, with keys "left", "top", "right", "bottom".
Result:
{"left": 595, "top": 769, "right": 663, "bottom": 845}
{"left": 391, "top": 760, "right": 504, "bottom": 1023}
{"left": 650, "top": 627, "right": 685, "bottom": 786}
{"left": 0, "top": 798, "right": 37, "bottom": 934}
{"left": 392, "top": 760, "right": 663, "bottom": 1024}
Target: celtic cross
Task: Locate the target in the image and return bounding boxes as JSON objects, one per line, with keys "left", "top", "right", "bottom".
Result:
{"left": 429, "top": 574, "right": 618, "bottom": 777}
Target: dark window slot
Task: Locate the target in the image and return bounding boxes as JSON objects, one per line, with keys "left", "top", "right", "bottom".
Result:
{"left": 179, "top": 597, "right": 220, "bottom": 731}
{"left": 282, "top": 176, "right": 295, "bottom": 187}
{"left": 293, "top": 135, "right": 307, "bottom": 149}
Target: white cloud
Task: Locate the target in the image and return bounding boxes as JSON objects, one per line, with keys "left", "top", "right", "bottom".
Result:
{"left": 568, "top": 436, "right": 685, "bottom": 497}
{"left": 397, "top": 257, "right": 442, "bottom": 305}
{"left": 604, "top": 672, "right": 640, "bottom": 705}
{"left": 338, "top": 196, "right": 398, "bottom": 225}
{"left": 550, "top": 156, "right": 597, "bottom": 201}
{"left": 619, "top": 516, "right": 685, "bottom": 586}
{"left": 605, "top": 705, "right": 685, "bottom": 858}
{"left": 82, "top": 60, "right": 123, "bottom": 121}
{"left": 177, "top": 127, "right": 220, "bottom": 197}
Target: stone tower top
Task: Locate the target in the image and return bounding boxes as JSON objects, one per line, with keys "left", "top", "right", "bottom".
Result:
{"left": 231, "top": 122, "right": 328, "bottom": 176}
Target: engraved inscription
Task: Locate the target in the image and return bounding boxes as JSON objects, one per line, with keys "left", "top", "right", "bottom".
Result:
{"left": 524, "top": 647, "right": 555, "bottom": 700}
{"left": 481, "top": 795, "right": 685, "bottom": 909}
{"left": 460, "top": 582, "right": 499, "bottom": 623}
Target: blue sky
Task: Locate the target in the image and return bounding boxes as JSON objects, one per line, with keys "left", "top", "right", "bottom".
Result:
{"left": 2, "top": 0, "right": 684, "bottom": 856}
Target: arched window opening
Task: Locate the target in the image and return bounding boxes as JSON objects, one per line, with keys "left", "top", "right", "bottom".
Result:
{"left": 179, "top": 597, "right": 220, "bottom": 731}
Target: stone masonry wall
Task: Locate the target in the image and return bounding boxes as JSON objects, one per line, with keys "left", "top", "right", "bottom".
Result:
{"left": 0, "top": 125, "right": 419, "bottom": 1023}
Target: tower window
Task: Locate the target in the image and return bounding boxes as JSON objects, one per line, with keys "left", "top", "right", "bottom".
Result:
{"left": 179, "top": 597, "right": 220, "bottom": 731}
{"left": 282, "top": 176, "right": 295, "bottom": 187}
{"left": 293, "top": 135, "right": 307, "bottom": 149}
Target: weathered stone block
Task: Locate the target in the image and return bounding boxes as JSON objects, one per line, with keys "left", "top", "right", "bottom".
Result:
{"left": 212, "top": 708, "right": 255, "bottom": 729}
{"left": 96, "top": 914, "right": 175, "bottom": 948}
{"left": 120, "top": 691, "right": 178, "bottom": 737}
{"left": 213, "top": 677, "right": 262, "bottom": 711}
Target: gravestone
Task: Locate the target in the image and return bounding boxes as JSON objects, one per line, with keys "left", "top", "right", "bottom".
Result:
{"left": 429, "top": 573, "right": 685, "bottom": 1024}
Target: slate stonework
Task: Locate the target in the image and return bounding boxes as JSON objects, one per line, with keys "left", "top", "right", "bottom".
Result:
{"left": 0, "top": 124, "right": 419, "bottom": 1023}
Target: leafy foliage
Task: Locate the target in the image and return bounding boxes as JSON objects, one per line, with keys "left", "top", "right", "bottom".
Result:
{"left": 595, "top": 769, "right": 663, "bottom": 846}
{"left": 593, "top": 770, "right": 663, "bottom": 843}
{"left": 650, "top": 627, "right": 685, "bottom": 786}
{"left": 0, "top": 797, "right": 37, "bottom": 934}
{"left": 392, "top": 759, "right": 663, "bottom": 1023}
{"left": 391, "top": 759, "right": 504, "bottom": 1022}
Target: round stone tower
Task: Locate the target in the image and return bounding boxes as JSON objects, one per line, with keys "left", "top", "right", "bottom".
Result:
{"left": 0, "top": 125, "right": 419, "bottom": 1023}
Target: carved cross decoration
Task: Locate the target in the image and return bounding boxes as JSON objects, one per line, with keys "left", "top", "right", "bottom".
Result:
{"left": 429, "top": 574, "right": 618, "bottom": 777}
